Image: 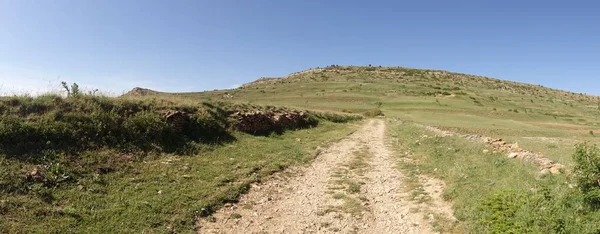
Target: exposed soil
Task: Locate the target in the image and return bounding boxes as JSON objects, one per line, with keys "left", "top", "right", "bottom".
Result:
{"left": 526, "top": 122, "right": 587, "bottom": 128}
{"left": 197, "top": 119, "right": 453, "bottom": 233}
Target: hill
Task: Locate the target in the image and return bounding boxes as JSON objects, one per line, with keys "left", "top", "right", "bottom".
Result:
{"left": 147, "top": 65, "right": 600, "bottom": 233}
{"left": 3, "top": 65, "right": 600, "bottom": 233}
{"left": 135, "top": 65, "right": 600, "bottom": 166}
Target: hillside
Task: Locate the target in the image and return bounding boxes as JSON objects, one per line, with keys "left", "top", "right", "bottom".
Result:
{"left": 134, "top": 65, "right": 600, "bottom": 165}
{"left": 161, "top": 65, "right": 600, "bottom": 233}
{"left": 155, "top": 65, "right": 599, "bottom": 115}
{"left": 3, "top": 65, "right": 600, "bottom": 233}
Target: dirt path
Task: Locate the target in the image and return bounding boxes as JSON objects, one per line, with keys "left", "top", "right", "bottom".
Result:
{"left": 197, "top": 119, "right": 453, "bottom": 233}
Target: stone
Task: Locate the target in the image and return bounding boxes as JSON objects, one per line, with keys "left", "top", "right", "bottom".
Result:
{"left": 550, "top": 164, "right": 565, "bottom": 174}
{"left": 508, "top": 152, "right": 519, "bottom": 158}
{"left": 483, "top": 149, "right": 490, "bottom": 153}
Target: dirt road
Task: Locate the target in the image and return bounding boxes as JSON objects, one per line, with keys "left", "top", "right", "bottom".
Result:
{"left": 198, "top": 119, "right": 453, "bottom": 233}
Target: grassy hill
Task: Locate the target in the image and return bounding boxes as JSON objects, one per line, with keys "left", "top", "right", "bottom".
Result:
{"left": 0, "top": 93, "right": 359, "bottom": 233}
{"left": 130, "top": 65, "right": 600, "bottom": 233}
{"left": 3, "top": 65, "right": 600, "bottom": 233}
{"left": 143, "top": 65, "right": 600, "bottom": 165}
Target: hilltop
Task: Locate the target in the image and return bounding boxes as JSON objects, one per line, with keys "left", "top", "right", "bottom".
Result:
{"left": 142, "top": 65, "right": 600, "bottom": 125}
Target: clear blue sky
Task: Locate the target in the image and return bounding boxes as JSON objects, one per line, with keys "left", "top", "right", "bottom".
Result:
{"left": 1, "top": 0, "right": 599, "bottom": 95}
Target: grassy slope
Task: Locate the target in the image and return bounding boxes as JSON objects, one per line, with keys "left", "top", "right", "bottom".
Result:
{"left": 157, "top": 65, "right": 600, "bottom": 166}
{"left": 0, "top": 94, "right": 359, "bottom": 233}
{"left": 4, "top": 122, "right": 356, "bottom": 233}
{"left": 4, "top": 65, "right": 599, "bottom": 232}
{"left": 387, "top": 120, "right": 600, "bottom": 233}
{"left": 145, "top": 65, "right": 600, "bottom": 233}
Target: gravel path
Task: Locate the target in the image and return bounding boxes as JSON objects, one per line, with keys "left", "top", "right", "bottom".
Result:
{"left": 197, "top": 119, "right": 453, "bottom": 233}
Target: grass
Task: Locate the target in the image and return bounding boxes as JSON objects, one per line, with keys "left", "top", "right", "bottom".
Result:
{"left": 0, "top": 94, "right": 359, "bottom": 233}
{"left": 388, "top": 119, "right": 600, "bottom": 233}
{"left": 143, "top": 65, "right": 600, "bottom": 233}
{"left": 5, "top": 65, "right": 600, "bottom": 232}
{"left": 324, "top": 147, "right": 370, "bottom": 218}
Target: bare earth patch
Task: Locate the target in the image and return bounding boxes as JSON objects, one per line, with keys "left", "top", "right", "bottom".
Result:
{"left": 197, "top": 119, "right": 452, "bottom": 233}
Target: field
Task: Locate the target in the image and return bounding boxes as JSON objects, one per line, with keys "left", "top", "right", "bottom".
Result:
{"left": 3, "top": 65, "right": 600, "bottom": 233}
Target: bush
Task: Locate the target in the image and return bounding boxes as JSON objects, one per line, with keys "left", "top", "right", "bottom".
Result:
{"left": 573, "top": 143, "right": 600, "bottom": 208}
{"left": 313, "top": 112, "right": 362, "bottom": 123}
{"left": 0, "top": 96, "right": 235, "bottom": 158}
{"left": 363, "top": 109, "right": 384, "bottom": 117}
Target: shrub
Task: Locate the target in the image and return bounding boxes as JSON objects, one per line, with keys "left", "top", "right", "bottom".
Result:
{"left": 573, "top": 143, "right": 600, "bottom": 208}
{"left": 373, "top": 101, "right": 383, "bottom": 108}
{"left": 363, "top": 109, "right": 384, "bottom": 117}
{"left": 313, "top": 112, "right": 362, "bottom": 123}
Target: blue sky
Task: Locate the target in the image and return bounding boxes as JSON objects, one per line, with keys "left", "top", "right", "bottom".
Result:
{"left": 1, "top": 0, "right": 599, "bottom": 95}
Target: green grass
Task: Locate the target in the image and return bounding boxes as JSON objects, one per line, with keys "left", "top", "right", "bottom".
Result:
{"left": 5, "top": 65, "right": 600, "bottom": 233}
{"left": 388, "top": 119, "right": 600, "bottom": 233}
{"left": 122, "top": 65, "right": 600, "bottom": 233}
{"left": 1, "top": 120, "right": 357, "bottom": 233}
{"left": 0, "top": 93, "right": 360, "bottom": 233}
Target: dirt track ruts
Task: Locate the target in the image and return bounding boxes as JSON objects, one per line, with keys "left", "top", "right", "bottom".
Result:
{"left": 197, "top": 119, "right": 453, "bottom": 233}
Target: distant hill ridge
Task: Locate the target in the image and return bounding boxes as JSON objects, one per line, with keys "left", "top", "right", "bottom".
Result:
{"left": 124, "top": 87, "right": 161, "bottom": 96}
{"left": 241, "top": 65, "right": 598, "bottom": 101}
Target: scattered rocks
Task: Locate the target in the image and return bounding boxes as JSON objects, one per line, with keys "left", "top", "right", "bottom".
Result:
{"left": 423, "top": 126, "right": 454, "bottom": 137}
{"left": 231, "top": 110, "right": 311, "bottom": 134}
{"left": 423, "top": 126, "right": 566, "bottom": 175}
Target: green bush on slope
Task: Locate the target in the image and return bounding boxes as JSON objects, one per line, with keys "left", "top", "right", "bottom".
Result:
{"left": 478, "top": 142, "right": 600, "bottom": 234}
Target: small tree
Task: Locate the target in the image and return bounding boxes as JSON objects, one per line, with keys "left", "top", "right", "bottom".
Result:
{"left": 61, "top": 81, "right": 80, "bottom": 97}
{"left": 573, "top": 142, "right": 600, "bottom": 208}
{"left": 61, "top": 81, "right": 70, "bottom": 96}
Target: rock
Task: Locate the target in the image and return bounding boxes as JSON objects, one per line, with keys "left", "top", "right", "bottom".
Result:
{"left": 483, "top": 149, "right": 489, "bottom": 153}
{"left": 25, "top": 168, "right": 46, "bottom": 183}
{"left": 540, "top": 169, "right": 551, "bottom": 175}
{"left": 164, "top": 110, "right": 188, "bottom": 133}
{"left": 77, "top": 185, "right": 85, "bottom": 190}
{"left": 483, "top": 137, "right": 493, "bottom": 143}
{"left": 508, "top": 152, "right": 519, "bottom": 158}
{"left": 550, "top": 164, "right": 565, "bottom": 174}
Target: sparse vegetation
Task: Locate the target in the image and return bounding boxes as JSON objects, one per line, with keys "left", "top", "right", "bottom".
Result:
{"left": 363, "top": 109, "right": 384, "bottom": 117}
